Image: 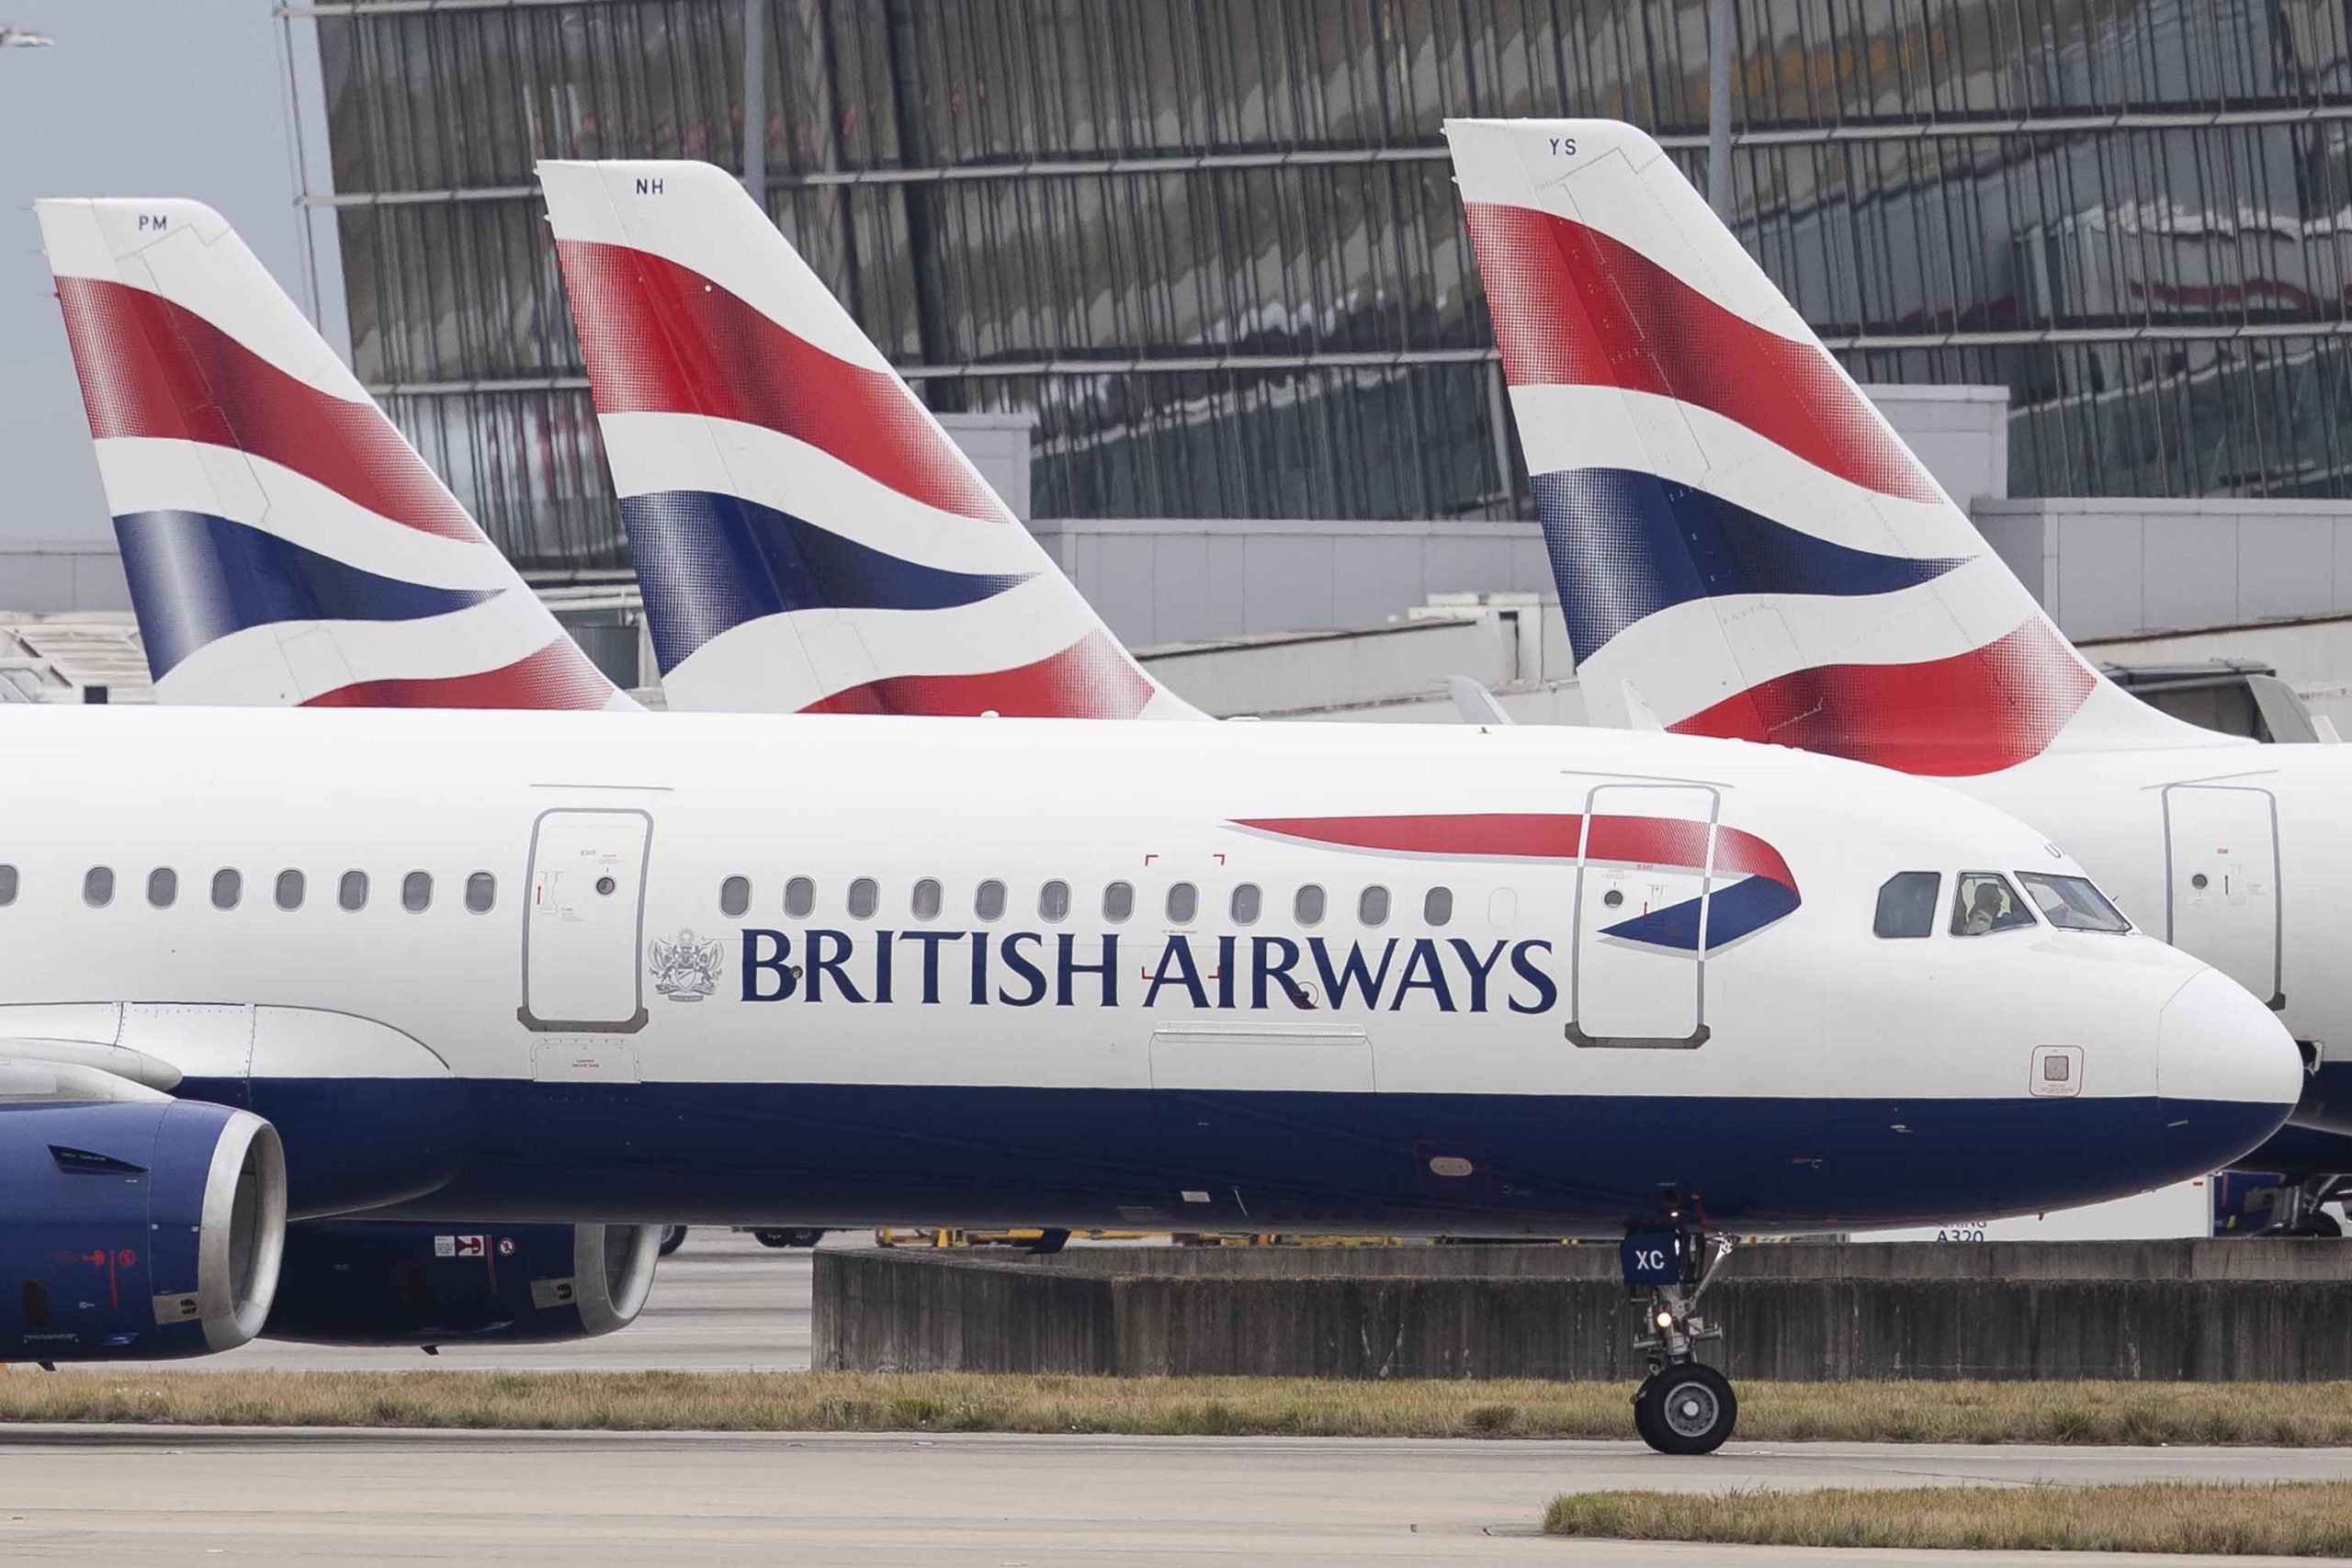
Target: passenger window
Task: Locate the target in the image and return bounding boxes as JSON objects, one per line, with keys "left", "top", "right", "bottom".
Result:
{"left": 1358, "top": 886, "right": 1389, "bottom": 926}
{"left": 848, "top": 877, "right": 879, "bottom": 919}
{"left": 84, "top": 866, "right": 113, "bottom": 908}
{"left": 2018, "top": 873, "right": 2132, "bottom": 933}
{"left": 1039, "top": 880, "right": 1071, "bottom": 922}
{"left": 1423, "top": 886, "right": 1453, "bottom": 927}
{"left": 212, "top": 869, "right": 241, "bottom": 910}
{"left": 1951, "top": 872, "right": 2035, "bottom": 936}
{"left": 1295, "top": 885, "right": 1326, "bottom": 926}
{"left": 402, "top": 872, "right": 432, "bottom": 912}
{"left": 1873, "top": 872, "right": 1939, "bottom": 939}
{"left": 1231, "top": 883, "right": 1261, "bottom": 925}
{"left": 1167, "top": 882, "right": 1198, "bottom": 923}
{"left": 147, "top": 868, "right": 177, "bottom": 908}
{"left": 0, "top": 863, "right": 17, "bottom": 906}
{"left": 464, "top": 872, "right": 495, "bottom": 913}
{"left": 1103, "top": 881, "right": 1134, "bottom": 921}
{"left": 719, "top": 875, "right": 751, "bottom": 919}
{"left": 785, "top": 876, "right": 815, "bottom": 919}
{"left": 910, "top": 878, "right": 943, "bottom": 920}
{"left": 276, "top": 870, "right": 305, "bottom": 911}
{"left": 339, "top": 871, "right": 368, "bottom": 912}
{"left": 975, "top": 879, "right": 1006, "bottom": 921}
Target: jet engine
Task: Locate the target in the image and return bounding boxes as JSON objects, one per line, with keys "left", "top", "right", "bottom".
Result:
{"left": 263, "top": 1220, "right": 660, "bottom": 1347}
{"left": 0, "top": 1098, "right": 286, "bottom": 1360}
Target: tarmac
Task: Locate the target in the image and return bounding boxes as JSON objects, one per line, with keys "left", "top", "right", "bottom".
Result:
{"left": 2, "top": 1426, "right": 2345, "bottom": 1565}
{"left": 31, "top": 1230, "right": 2352, "bottom": 1565}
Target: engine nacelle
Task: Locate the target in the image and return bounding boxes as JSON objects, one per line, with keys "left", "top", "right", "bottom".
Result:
{"left": 263, "top": 1220, "right": 659, "bottom": 1346}
{"left": 0, "top": 1100, "right": 286, "bottom": 1360}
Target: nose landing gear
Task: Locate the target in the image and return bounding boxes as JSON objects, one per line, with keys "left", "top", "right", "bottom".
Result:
{"left": 1621, "top": 1219, "right": 1737, "bottom": 1454}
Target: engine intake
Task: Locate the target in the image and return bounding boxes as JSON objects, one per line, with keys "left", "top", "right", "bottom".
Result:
{"left": 0, "top": 1100, "right": 286, "bottom": 1360}
{"left": 265, "top": 1221, "right": 659, "bottom": 1346}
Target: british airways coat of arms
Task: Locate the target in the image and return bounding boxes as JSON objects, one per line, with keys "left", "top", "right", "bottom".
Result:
{"left": 649, "top": 929, "right": 724, "bottom": 1002}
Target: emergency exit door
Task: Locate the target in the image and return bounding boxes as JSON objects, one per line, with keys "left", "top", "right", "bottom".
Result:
{"left": 2164, "top": 784, "right": 2283, "bottom": 1009}
{"left": 1569, "top": 784, "right": 1718, "bottom": 1049}
{"left": 520, "top": 808, "right": 653, "bottom": 1032}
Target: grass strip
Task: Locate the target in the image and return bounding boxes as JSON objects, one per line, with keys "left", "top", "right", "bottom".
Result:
{"left": 4, "top": 1371, "right": 2352, "bottom": 1445}
{"left": 1546, "top": 1481, "right": 2352, "bottom": 1556}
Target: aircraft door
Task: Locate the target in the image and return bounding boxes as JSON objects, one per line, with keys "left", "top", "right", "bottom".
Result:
{"left": 520, "top": 808, "right": 654, "bottom": 1032}
{"left": 1570, "top": 784, "right": 1718, "bottom": 1049}
{"left": 2164, "top": 784, "right": 2283, "bottom": 1009}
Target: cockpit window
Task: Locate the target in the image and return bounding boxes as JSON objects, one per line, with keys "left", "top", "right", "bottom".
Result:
{"left": 2018, "top": 873, "right": 2132, "bottom": 933}
{"left": 1952, "top": 872, "right": 2036, "bottom": 936}
{"left": 1872, "top": 872, "right": 1939, "bottom": 939}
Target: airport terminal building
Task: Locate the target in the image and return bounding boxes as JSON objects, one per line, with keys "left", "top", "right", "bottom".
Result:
{"left": 286, "top": 0, "right": 2352, "bottom": 575}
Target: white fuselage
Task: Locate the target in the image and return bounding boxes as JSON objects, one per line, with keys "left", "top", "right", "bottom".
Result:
{"left": 0, "top": 705, "right": 2296, "bottom": 1233}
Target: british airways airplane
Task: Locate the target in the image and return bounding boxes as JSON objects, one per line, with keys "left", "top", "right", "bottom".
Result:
{"left": 35, "top": 197, "right": 638, "bottom": 712}
{"left": 1445, "top": 118, "right": 2352, "bottom": 1231}
{"left": 536, "top": 158, "right": 1199, "bottom": 719}
{"left": 0, "top": 696, "right": 2297, "bottom": 1450}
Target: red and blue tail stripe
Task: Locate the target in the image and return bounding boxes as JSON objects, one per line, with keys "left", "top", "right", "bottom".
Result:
{"left": 537, "top": 159, "right": 1199, "bottom": 719}
{"left": 54, "top": 276, "right": 481, "bottom": 543}
{"left": 115, "top": 510, "right": 501, "bottom": 680}
{"left": 802, "top": 630, "right": 1157, "bottom": 718}
{"left": 1670, "top": 620, "right": 2099, "bottom": 776}
{"left": 1463, "top": 203, "right": 1939, "bottom": 506}
{"left": 1438, "top": 118, "right": 2202, "bottom": 776}
{"left": 1532, "top": 468, "right": 1968, "bottom": 658}
{"left": 618, "top": 490, "right": 1034, "bottom": 676}
{"left": 38, "top": 197, "right": 633, "bottom": 711}
{"left": 554, "top": 239, "right": 1012, "bottom": 525}
{"left": 300, "top": 639, "right": 618, "bottom": 709}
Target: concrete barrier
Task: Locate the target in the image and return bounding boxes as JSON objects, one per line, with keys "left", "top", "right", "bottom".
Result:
{"left": 813, "top": 1242, "right": 2352, "bottom": 1381}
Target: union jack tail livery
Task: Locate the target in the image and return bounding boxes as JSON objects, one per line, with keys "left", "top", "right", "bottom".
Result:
{"left": 537, "top": 159, "right": 1200, "bottom": 718}
{"left": 35, "top": 198, "right": 635, "bottom": 711}
{"left": 1442, "top": 119, "right": 2226, "bottom": 776}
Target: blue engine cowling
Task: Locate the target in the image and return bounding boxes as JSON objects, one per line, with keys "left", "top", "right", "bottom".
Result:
{"left": 263, "top": 1220, "right": 660, "bottom": 1346}
{"left": 0, "top": 1099, "right": 286, "bottom": 1361}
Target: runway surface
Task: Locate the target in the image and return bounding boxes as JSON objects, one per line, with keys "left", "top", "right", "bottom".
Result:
{"left": 3, "top": 1427, "right": 2345, "bottom": 1566}
{"left": 119, "top": 1224, "right": 832, "bottom": 1372}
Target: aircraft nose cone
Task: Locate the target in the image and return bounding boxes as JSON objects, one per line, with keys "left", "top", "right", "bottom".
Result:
{"left": 2156, "top": 968, "right": 2301, "bottom": 1176}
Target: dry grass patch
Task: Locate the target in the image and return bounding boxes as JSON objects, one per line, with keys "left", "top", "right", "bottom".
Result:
{"left": 2, "top": 1372, "right": 2350, "bottom": 1444}
{"left": 1546, "top": 1481, "right": 2352, "bottom": 1556}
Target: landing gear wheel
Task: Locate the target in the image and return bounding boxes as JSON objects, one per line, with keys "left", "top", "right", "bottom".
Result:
{"left": 1631, "top": 1376, "right": 1666, "bottom": 1450}
{"left": 752, "top": 1227, "right": 826, "bottom": 1248}
{"left": 1634, "top": 1363, "right": 1736, "bottom": 1456}
{"left": 658, "top": 1225, "right": 688, "bottom": 1256}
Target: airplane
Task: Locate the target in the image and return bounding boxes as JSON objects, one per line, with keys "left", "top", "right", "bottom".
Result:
{"left": 1444, "top": 116, "right": 2352, "bottom": 1232}
{"left": 0, "top": 694, "right": 2297, "bottom": 1451}
{"left": 36, "top": 197, "right": 638, "bottom": 712}
{"left": 534, "top": 158, "right": 1200, "bottom": 719}
{"left": 526, "top": 152, "right": 2352, "bottom": 1247}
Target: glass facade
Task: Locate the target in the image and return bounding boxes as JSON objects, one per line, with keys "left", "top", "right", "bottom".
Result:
{"left": 296, "top": 0, "right": 2352, "bottom": 571}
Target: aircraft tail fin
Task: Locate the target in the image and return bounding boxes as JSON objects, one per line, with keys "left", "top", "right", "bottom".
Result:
{"left": 537, "top": 159, "right": 1200, "bottom": 718}
{"left": 33, "top": 198, "right": 633, "bottom": 709}
{"left": 1442, "top": 118, "right": 2229, "bottom": 774}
